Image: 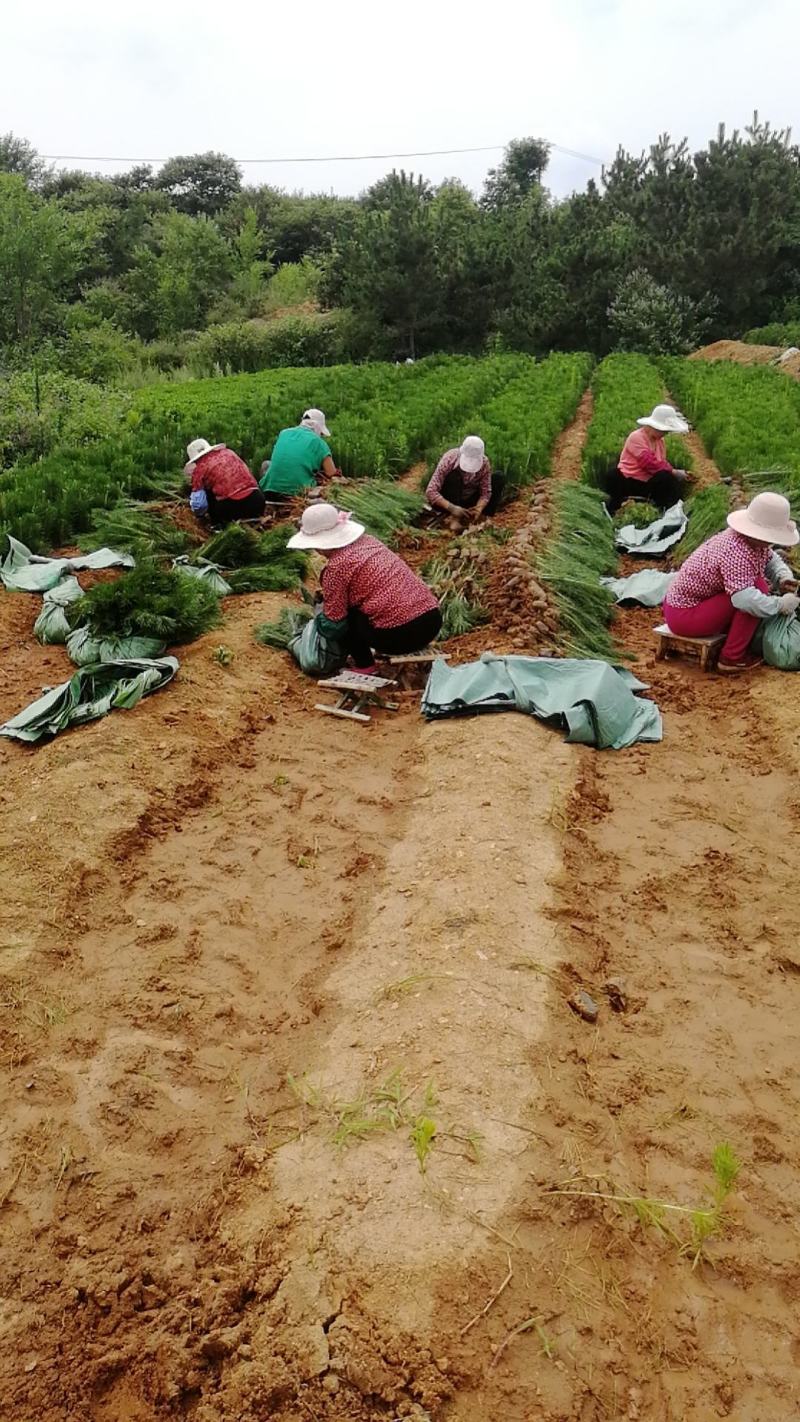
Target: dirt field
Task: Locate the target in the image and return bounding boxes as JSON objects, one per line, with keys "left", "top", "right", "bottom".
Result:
{"left": 2, "top": 411, "right": 800, "bottom": 1421}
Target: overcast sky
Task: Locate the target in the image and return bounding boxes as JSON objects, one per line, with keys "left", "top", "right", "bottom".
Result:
{"left": 6, "top": 0, "right": 799, "bottom": 200}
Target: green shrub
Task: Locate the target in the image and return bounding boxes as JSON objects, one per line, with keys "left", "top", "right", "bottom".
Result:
{"left": 264, "top": 259, "right": 323, "bottom": 312}
{"left": 742, "top": 322, "right": 800, "bottom": 347}
{"left": 0, "top": 370, "right": 132, "bottom": 470}
{"left": 187, "top": 312, "right": 350, "bottom": 375}
{"left": 77, "top": 564, "right": 221, "bottom": 644}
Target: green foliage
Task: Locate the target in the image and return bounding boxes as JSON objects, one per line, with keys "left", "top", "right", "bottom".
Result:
{"left": 264, "top": 258, "right": 323, "bottom": 312}
{"left": 329, "top": 480, "right": 425, "bottom": 546}
{"left": 423, "top": 538, "right": 493, "bottom": 639}
{"left": 675, "top": 484, "right": 732, "bottom": 563}
{"left": 77, "top": 564, "right": 221, "bottom": 644}
{"left": 482, "top": 137, "right": 551, "bottom": 211}
{"left": 612, "top": 499, "right": 661, "bottom": 531}
{"left": 582, "top": 354, "right": 691, "bottom": 487}
{"left": 77, "top": 501, "right": 193, "bottom": 559}
{"left": 197, "top": 521, "right": 307, "bottom": 591}
{"left": 155, "top": 152, "right": 242, "bottom": 217}
{"left": 743, "top": 322, "right": 800, "bottom": 347}
{"left": 254, "top": 605, "right": 313, "bottom": 649}
{"left": 538, "top": 484, "right": 618, "bottom": 660}
{"left": 0, "top": 370, "right": 132, "bottom": 469}
{"left": 187, "top": 312, "right": 349, "bottom": 376}
{"left": 609, "top": 269, "right": 707, "bottom": 355}
{"left": 0, "top": 175, "right": 86, "bottom": 350}
{"left": 663, "top": 356, "right": 800, "bottom": 508}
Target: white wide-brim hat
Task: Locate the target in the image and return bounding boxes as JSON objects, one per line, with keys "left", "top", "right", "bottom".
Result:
{"left": 637, "top": 404, "right": 690, "bottom": 434}
{"left": 187, "top": 438, "right": 224, "bottom": 462}
{"left": 288, "top": 502, "right": 365, "bottom": 550}
{"left": 727, "top": 491, "right": 799, "bottom": 547}
{"left": 459, "top": 434, "right": 485, "bottom": 475}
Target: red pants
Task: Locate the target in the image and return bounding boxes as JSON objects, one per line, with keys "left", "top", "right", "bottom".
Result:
{"left": 664, "top": 577, "right": 768, "bottom": 660}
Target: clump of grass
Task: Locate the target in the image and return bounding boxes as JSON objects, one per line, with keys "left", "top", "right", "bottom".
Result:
{"left": 329, "top": 480, "right": 425, "bottom": 546}
{"left": 198, "top": 522, "right": 308, "bottom": 590}
{"left": 675, "top": 484, "right": 732, "bottom": 564}
{"left": 547, "top": 1142, "right": 741, "bottom": 1267}
{"left": 77, "top": 563, "right": 221, "bottom": 644}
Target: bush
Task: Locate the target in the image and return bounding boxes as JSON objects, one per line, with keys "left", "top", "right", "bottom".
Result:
{"left": 264, "top": 259, "right": 323, "bottom": 312}
{"left": 77, "top": 564, "right": 221, "bottom": 644}
{"left": 0, "top": 370, "right": 132, "bottom": 469}
{"left": 608, "top": 269, "right": 708, "bottom": 356}
{"left": 187, "top": 312, "right": 351, "bottom": 376}
{"left": 742, "top": 322, "right": 800, "bottom": 347}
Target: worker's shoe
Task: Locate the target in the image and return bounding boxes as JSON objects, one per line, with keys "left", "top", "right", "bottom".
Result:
{"left": 717, "top": 652, "right": 763, "bottom": 673}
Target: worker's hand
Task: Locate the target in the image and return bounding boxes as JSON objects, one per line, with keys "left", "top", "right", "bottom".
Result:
{"left": 776, "top": 592, "right": 800, "bottom": 616}
{"left": 448, "top": 503, "right": 468, "bottom": 521}
{"left": 779, "top": 578, "right": 798, "bottom": 593}
{"left": 471, "top": 505, "right": 488, "bottom": 523}
{"left": 672, "top": 468, "right": 689, "bottom": 479}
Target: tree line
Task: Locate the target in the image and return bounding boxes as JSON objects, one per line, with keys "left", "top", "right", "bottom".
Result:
{"left": 1, "top": 115, "right": 800, "bottom": 384}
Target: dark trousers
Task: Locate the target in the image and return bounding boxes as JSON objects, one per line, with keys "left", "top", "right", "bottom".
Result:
{"left": 601, "top": 466, "right": 685, "bottom": 515}
{"left": 207, "top": 488, "right": 267, "bottom": 525}
{"left": 347, "top": 607, "right": 443, "bottom": 669}
{"left": 439, "top": 470, "right": 505, "bottom": 516}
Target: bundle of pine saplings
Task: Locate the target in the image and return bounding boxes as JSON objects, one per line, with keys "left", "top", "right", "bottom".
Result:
{"left": 612, "top": 499, "right": 662, "bottom": 531}
{"left": 329, "top": 480, "right": 425, "bottom": 547}
{"left": 423, "top": 540, "right": 490, "bottom": 639}
{"left": 76, "top": 563, "right": 222, "bottom": 645}
{"left": 78, "top": 500, "right": 195, "bottom": 560}
{"left": 254, "top": 605, "right": 314, "bottom": 649}
{"left": 197, "top": 522, "right": 308, "bottom": 592}
{"left": 537, "top": 483, "right": 617, "bottom": 661}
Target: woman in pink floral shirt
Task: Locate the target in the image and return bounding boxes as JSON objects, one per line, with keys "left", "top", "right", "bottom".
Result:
{"left": 664, "top": 492, "right": 799, "bottom": 672}
{"left": 289, "top": 504, "right": 441, "bottom": 674}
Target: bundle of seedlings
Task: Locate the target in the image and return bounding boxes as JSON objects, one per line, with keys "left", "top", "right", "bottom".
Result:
{"left": 254, "top": 605, "right": 313, "bottom": 649}
{"left": 612, "top": 499, "right": 662, "bottom": 531}
{"left": 329, "top": 480, "right": 425, "bottom": 546}
{"left": 78, "top": 500, "right": 194, "bottom": 560}
{"left": 675, "top": 484, "right": 732, "bottom": 564}
{"left": 197, "top": 522, "right": 308, "bottom": 592}
{"left": 422, "top": 540, "right": 491, "bottom": 639}
{"left": 537, "top": 484, "right": 617, "bottom": 661}
{"left": 76, "top": 563, "right": 222, "bottom": 647}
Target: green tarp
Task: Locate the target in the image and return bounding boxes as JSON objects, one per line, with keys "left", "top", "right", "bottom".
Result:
{"left": 760, "top": 613, "right": 800, "bottom": 671}
{"left": 66, "top": 627, "right": 167, "bottom": 666}
{"left": 601, "top": 569, "right": 676, "bottom": 606}
{"left": 614, "top": 501, "right": 687, "bottom": 557}
{"left": 421, "top": 654, "right": 662, "bottom": 749}
{"left": 0, "top": 658, "right": 179, "bottom": 743}
{"left": 33, "top": 576, "right": 84, "bottom": 644}
{"left": 1, "top": 535, "right": 134, "bottom": 593}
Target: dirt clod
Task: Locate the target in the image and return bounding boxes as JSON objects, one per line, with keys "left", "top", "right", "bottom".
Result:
{"left": 568, "top": 989, "right": 600, "bottom": 1023}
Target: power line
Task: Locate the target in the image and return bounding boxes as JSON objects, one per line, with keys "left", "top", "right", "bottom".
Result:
{"left": 40, "top": 139, "right": 604, "bottom": 167}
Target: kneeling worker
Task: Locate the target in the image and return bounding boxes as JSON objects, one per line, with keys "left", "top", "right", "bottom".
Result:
{"left": 605, "top": 404, "right": 690, "bottom": 514}
{"left": 288, "top": 503, "right": 442, "bottom": 675}
{"left": 260, "top": 409, "right": 337, "bottom": 500}
{"left": 186, "top": 439, "right": 266, "bottom": 524}
{"left": 427, "top": 436, "right": 504, "bottom": 526}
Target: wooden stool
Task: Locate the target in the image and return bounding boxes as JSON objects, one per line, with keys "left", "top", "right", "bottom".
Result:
{"left": 384, "top": 650, "right": 450, "bottom": 691}
{"left": 654, "top": 624, "right": 725, "bottom": 672}
{"left": 315, "top": 671, "right": 399, "bottom": 723}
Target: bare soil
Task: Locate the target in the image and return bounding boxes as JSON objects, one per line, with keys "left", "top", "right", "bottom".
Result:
{"left": 2, "top": 407, "right": 800, "bottom": 1421}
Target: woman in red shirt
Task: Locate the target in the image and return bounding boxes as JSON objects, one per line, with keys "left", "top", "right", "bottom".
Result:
{"left": 288, "top": 504, "right": 442, "bottom": 675}
{"left": 604, "top": 404, "right": 690, "bottom": 513}
{"left": 664, "top": 492, "right": 799, "bottom": 671}
{"left": 186, "top": 438, "right": 266, "bottom": 525}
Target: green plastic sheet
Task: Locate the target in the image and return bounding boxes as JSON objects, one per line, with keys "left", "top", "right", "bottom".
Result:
{"left": 421, "top": 654, "right": 662, "bottom": 749}
{"left": 614, "top": 502, "right": 687, "bottom": 558}
{"left": 1, "top": 535, "right": 134, "bottom": 593}
{"left": 66, "top": 626, "right": 167, "bottom": 666}
{"left": 0, "top": 658, "right": 179, "bottom": 743}
{"left": 761, "top": 613, "right": 800, "bottom": 671}
{"left": 600, "top": 569, "right": 676, "bottom": 606}
{"left": 33, "top": 577, "right": 84, "bottom": 644}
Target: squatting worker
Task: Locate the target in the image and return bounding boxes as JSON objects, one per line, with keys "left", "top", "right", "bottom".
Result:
{"left": 604, "top": 404, "right": 691, "bottom": 514}
{"left": 288, "top": 503, "right": 442, "bottom": 676}
{"left": 663, "top": 492, "right": 799, "bottom": 673}
{"left": 426, "top": 436, "right": 505, "bottom": 526}
{"left": 260, "top": 409, "right": 337, "bottom": 500}
{"left": 186, "top": 439, "right": 266, "bottom": 524}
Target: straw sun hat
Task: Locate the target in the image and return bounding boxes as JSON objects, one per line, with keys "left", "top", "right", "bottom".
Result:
{"left": 186, "top": 438, "right": 224, "bottom": 462}
{"left": 287, "top": 503, "right": 365, "bottom": 551}
{"left": 637, "top": 404, "right": 690, "bottom": 434}
{"left": 727, "top": 492, "right": 798, "bottom": 547}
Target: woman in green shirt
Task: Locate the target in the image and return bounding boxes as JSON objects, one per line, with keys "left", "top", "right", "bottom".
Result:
{"left": 260, "top": 409, "right": 337, "bottom": 499}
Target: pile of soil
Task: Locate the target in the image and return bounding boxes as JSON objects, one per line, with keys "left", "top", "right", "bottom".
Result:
{"left": 691, "top": 338, "right": 800, "bottom": 379}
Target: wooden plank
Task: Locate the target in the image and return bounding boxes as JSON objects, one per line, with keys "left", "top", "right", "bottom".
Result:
{"left": 315, "top": 703, "right": 372, "bottom": 723}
